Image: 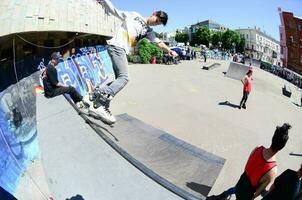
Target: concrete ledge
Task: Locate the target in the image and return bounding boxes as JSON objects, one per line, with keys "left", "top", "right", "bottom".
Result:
{"left": 202, "top": 62, "right": 221, "bottom": 70}
{"left": 225, "top": 62, "right": 250, "bottom": 80}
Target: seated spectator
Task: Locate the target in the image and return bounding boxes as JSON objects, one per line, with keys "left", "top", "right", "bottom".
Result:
{"left": 42, "top": 52, "right": 89, "bottom": 109}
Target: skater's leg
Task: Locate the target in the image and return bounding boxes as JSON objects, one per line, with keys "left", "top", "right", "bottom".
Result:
{"left": 97, "top": 45, "right": 129, "bottom": 97}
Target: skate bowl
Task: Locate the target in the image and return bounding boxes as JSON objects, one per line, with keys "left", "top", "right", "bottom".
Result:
{"left": 225, "top": 62, "right": 251, "bottom": 80}
{"left": 36, "top": 94, "right": 225, "bottom": 200}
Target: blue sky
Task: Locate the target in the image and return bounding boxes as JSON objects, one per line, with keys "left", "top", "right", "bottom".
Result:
{"left": 109, "top": 0, "right": 302, "bottom": 41}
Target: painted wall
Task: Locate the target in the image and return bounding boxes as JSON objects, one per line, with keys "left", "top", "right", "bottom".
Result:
{"left": 0, "top": 46, "right": 114, "bottom": 196}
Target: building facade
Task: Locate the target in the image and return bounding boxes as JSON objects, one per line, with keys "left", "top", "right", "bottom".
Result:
{"left": 236, "top": 28, "right": 280, "bottom": 65}
{"left": 162, "top": 31, "right": 177, "bottom": 46}
{"left": 188, "top": 20, "right": 227, "bottom": 42}
{"left": 279, "top": 8, "right": 302, "bottom": 74}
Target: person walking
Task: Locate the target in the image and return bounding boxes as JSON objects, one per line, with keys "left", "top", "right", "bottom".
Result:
{"left": 90, "top": 0, "right": 178, "bottom": 124}
{"left": 262, "top": 164, "right": 302, "bottom": 200}
{"left": 239, "top": 69, "right": 253, "bottom": 109}
{"left": 213, "top": 123, "right": 291, "bottom": 200}
{"left": 42, "top": 52, "right": 89, "bottom": 108}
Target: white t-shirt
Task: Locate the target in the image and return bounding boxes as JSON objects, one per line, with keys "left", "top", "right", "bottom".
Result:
{"left": 100, "top": 0, "right": 161, "bottom": 54}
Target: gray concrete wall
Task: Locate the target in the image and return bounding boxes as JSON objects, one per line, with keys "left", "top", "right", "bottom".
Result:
{"left": 0, "top": 0, "right": 120, "bottom": 37}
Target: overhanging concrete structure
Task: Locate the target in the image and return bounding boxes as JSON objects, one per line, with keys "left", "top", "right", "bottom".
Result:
{"left": 0, "top": 0, "right": 120, "bottom": 38}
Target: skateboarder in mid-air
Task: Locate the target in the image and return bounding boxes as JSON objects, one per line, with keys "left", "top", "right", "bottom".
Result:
{"left": 86, "top": 0, "right": 178, "bottom": 125}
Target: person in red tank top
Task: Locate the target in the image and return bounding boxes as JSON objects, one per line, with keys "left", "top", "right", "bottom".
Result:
{"left": 211, "top": 123, "right": 291, "bottom": 200}
{"left": 239, "top": 69, "right": 253, "bottom": 109}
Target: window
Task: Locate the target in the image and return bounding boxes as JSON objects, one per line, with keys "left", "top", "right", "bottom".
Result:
{"left": 300, "top": 39, "right": 302, "bottom": 48}
{"left": 280, "top": 33, "right": 282, "bottom": 40}
{"left": 288, "top": 21, "right": 293, "bottom": 29}
{"left": 290, "top": 36, "right": 294, "bottom": 44}
{"left": 298, "top": 24, "right": 302, "bottom": 31}
{"left": 246, "top": 34, "right": 249, "bottom": 39}
{"left": 301, "top": 55, "right": 302, "bottom": 64}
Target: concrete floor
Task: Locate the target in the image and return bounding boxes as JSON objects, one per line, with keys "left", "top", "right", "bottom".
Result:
{"left": 110, "top": 59, "right": 302, "bottom": 199}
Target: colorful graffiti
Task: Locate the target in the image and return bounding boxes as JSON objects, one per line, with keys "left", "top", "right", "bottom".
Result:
{"left": 0, "top": 46, "right": 114, "bottom": 197}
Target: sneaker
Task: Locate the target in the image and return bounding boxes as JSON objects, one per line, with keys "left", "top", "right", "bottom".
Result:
{"left": 89, "top": 105, "right": 116, "bottom": 124}
{"left": 76, "top": 101, "right": 86, "bottom": 109}
{"left": 82, "top": 94, "right": 93, "bottom": 108}
{"left": 89, "top": 92, "right": 95, "bottom": 101}
{"left": 242, "top": 104, "right": 246, "bottom": 109}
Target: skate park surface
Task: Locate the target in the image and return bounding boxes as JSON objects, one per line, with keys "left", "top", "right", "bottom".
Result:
{"left": 24, "top": 59, "right": 301, "bottom": 200}
{"left": 111, "top": 59, "right": 301, "bottom": 199}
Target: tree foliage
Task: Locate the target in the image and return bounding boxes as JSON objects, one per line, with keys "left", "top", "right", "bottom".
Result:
{"left": 191, "top": 26, "right": 211, "bottom": 47}
{"left": 175, "top": 32, "right": 189, "bottom": 43}
{"left": 138, "top": 38, "right": 163, "bottom": 64}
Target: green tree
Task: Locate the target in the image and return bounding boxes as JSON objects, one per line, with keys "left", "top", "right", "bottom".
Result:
{"left": 237, "top": 37, "right": 245, "bottom": 53}
{"left": 192, "top": 26, "right": 211, "bottom": 47}
{"left": 221, "top": 29, "right": 241, "bottom": 51}
{"left": 211, "top": 31, "right": 223, "bottom": 48}
{"left": 138, "top": 38, "right": 163, "bottom": 64}
{"left": 155, "top": 32, "right": 163, "bottom": 39}
{"left": 175, "top": 32, "right": 188, "bottom": 43}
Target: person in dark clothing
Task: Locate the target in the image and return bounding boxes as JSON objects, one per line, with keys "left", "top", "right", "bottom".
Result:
{"left": 262, "top": 164, "right": 302, "bottom": 200}
{"left": 42, "top": 52, "right": 88, "bottom": 108}
{"left": 212, "top": 123, "right": 291, "bottom": 200}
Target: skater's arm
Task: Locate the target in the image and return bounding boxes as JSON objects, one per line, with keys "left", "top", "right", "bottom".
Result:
{"left": 98, "top": 0, "right": 126, "bottom": 20}
{"left": 241, "top": 76, "right": 247, "bottom": 85}
{"left": 157, "top": 41, "right": 178, "bottom": 57}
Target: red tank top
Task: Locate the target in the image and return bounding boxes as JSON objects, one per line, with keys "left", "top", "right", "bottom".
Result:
{"left": 244, "top": 75, "right": 252, "bottom": 92}
{"left": 244, "top": 146, "right": 277, "bottom": 187}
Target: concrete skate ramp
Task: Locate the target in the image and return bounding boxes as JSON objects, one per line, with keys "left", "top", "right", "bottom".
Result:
{"left": 226, "top": 62, "right": 250, "bottom": 80}
{"left": 37, "top": 94, "right": 225, "bottom": 200}
{"left": 36, "top": 95, "right": 182, "bottom": 200}
{"left": 87, "top": 114, "right": 225, "bottom": 199}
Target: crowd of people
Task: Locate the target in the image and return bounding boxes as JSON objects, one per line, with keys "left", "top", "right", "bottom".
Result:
{"left": 261, "top": 63, "right": 302, "bottom": 89}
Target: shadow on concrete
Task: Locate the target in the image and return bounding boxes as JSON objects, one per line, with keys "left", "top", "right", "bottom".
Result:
{"left": 186, "top": 182, "right": 211, "bottom": 197}
{"left": 218, "top": 101, "right": 240, "bottom": 109}
{"left": 292, "top": 102, "right": 301, "bottom": 107}
{"left": 66, "top": 194, "right": 85, "bottom": 200}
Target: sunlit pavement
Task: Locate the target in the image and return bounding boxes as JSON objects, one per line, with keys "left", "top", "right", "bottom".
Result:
{"left": 112, "top": 59, "right": 302, "bottom": 198}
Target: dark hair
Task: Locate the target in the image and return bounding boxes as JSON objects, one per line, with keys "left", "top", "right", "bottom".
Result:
{"left": 270, "top": 123, "right": 291, "bottom": 152}
{"left": 246, "top": 69, "right": 253, "bottom": 75}
{"left": 155, "top": 11, "right": 168, "bottom": 26}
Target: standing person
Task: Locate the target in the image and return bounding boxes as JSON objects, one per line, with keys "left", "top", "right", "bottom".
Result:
{"left": 262, "top": 164, "right": 302, "bottom": 200}
{"left": 90, "top": 0, "right": 178, "bottom": 124}
{"left": 213, "top": 123, "right": 291, "bottom": 200}
{"left": 42, "top": 52, "right": 89, "bottom": 108}
{"left": 239, "top": 69, "right": 253, "bottom": 109}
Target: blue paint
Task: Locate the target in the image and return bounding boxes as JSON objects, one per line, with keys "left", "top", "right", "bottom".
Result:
{"left": 0, "top": 46, "right": 114, "bottom": 196}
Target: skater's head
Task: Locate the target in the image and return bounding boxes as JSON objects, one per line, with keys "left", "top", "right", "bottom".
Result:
{"left": 50, "top": 52, "right": 62, "bottom": 65}
{"left": 270, "top": 123, "right": 291, "bottom": 152}
{"left": 246, "top": 69, "right": 253, "bottom": 76}
{"left": 147, "top": 11, "right": 168, "bottom": 26}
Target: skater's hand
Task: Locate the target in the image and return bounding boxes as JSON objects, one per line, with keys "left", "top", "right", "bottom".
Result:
{"left": 168, "top": 50, "right": 178, "bottom": 58}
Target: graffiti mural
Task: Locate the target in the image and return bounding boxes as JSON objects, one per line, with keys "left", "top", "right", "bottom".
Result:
{"left": 0, "top": 46, "right": 114, "bottom": 196}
